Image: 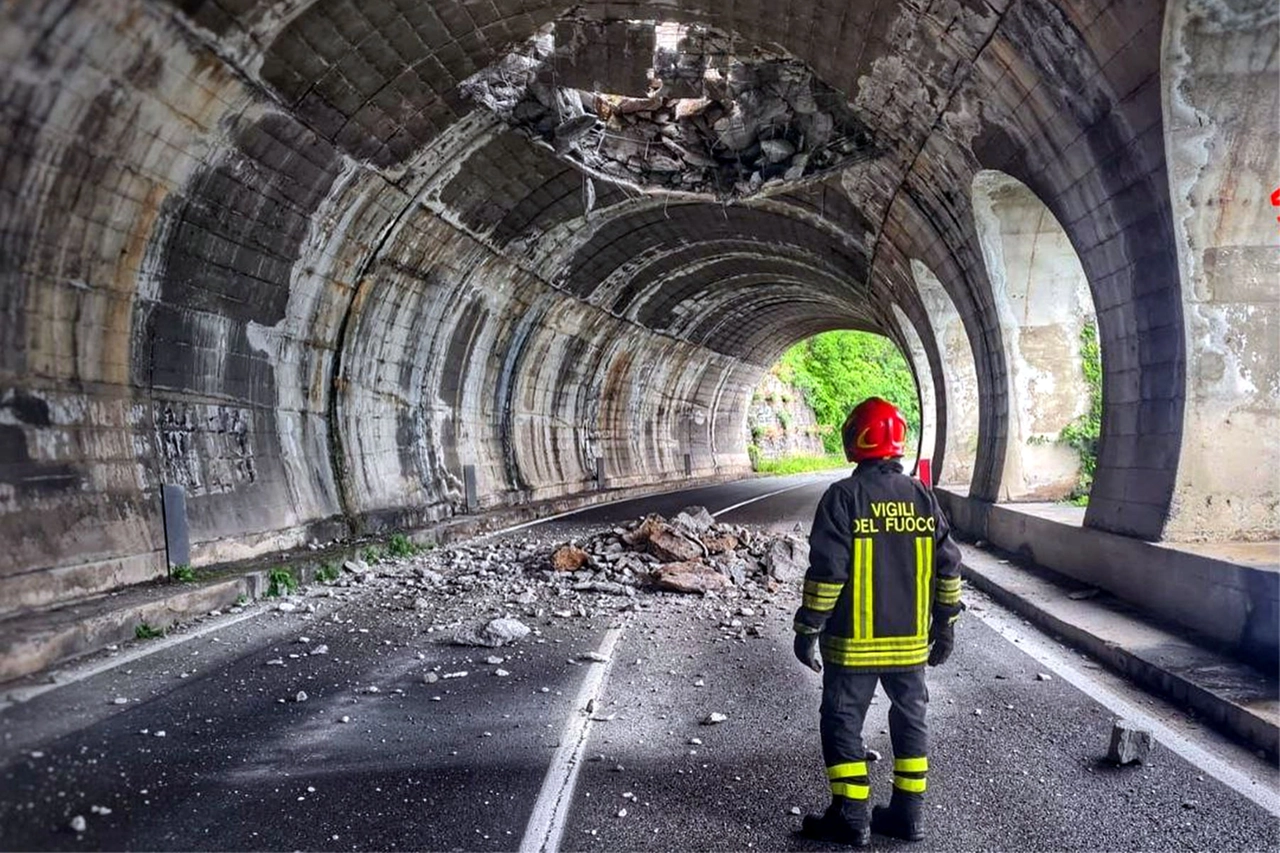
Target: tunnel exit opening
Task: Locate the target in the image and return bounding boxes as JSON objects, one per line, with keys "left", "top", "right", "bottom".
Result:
{"left": 972, "top": 171, "right": 1101, "bottom": 506}
{"left": 746, "top": 330, "right": 921, "bottom": 477}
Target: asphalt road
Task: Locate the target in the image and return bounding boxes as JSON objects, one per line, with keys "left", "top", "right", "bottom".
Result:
{"left": 1, "top": 471, "right": 1276, "bottom": 852}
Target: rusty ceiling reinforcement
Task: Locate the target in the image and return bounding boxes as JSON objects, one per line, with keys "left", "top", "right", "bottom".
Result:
{"left": 461, "top": 20, "right": 878, "bottom": 203}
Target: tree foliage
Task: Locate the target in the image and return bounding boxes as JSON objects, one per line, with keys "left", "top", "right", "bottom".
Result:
{"left": 1057, "top": 321, "right": 1101, "bottom": 504}
{"left": 776, "top": 331, "right": 921, "bottom": 455}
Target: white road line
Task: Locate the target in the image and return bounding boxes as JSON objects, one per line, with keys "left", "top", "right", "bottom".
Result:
{"left": 0, "top": 607, "right": 265, "bottom": 710}
{"left": 711, "top": 478, "right": 823, "bottom": 518}
{"left": 520, "top": 625, "right": 626, "bottom": 853}
{"left": 971, "top": 603, "right": 1280, "bottom": 818}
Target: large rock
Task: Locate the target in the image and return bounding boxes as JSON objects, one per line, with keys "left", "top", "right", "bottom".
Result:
{"left": 648, "top": 527, "right": 705, "bottom": 563}
{"left": 766, "top": 536, "right": 809, "bottom": 581}
{"left": 453, "top": 617, "right": 532, "bottom": 648}
{"left": 701, "top": 532, "right": 742, "bottom": 550}
{"left": 1107, "top": 720, "right": 1152, "bottom": 765}
{"left": 672, "top": 506, "right": 716, "bottom": 534}
{"left": 552, "top": 544, "right": 589, "bottom": 572}
{"left": 622, "top": 515, "right": 666, "bottom": 547}
{"left": 650, "top": 562, "right": 729, "bottom": 594}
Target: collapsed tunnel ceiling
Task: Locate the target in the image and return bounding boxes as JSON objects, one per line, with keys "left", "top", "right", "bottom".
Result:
{"left": 9, "top": 0, "right": 1268, "bottom": 614}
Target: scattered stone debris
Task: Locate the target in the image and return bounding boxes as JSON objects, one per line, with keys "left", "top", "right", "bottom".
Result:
{"left": 702, "top": 712, "right": 729, "bottom": 725}
{"left": 789, "top": 806, "right": 802, "bottom": 816}
{"left": 424, "top": 672, "right": 440, "bottom": 684}
{"left": 295, "top": 691, "right": 309, "bottom": 703}
{"left": 1036, "top": 672, "right": 1053, "bottom": 682}
{"left": 89, "top": 805, "right": 111, "bottom": 815}
{"left": 110, "top": 697, "right": 128, "bottom": 705}
{"left": 309, "top": 645, "right": 329, "bottom": 656}
{"left": 866, "top": 749, "right": 882, "bottom": 762}
{"left": 69, "top": 816, "right": 86, "bottom": 833}
{"left": 1108, "top": 720, "right": 1152, "bottom": 765}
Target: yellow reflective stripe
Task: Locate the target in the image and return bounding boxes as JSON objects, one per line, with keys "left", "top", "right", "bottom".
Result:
{"left": 804, "top": 580, "right": 845, "bottom": 597}
{"left": 851, "top": 537, "right": 863, "bottom": 640}
{"left": 863, "top": 538, "right": 874, "bottom": 640}
{"left": 894, "top": 756, "right": 928, "bottom": 773}
{"left": 822, "top": 634, "right": 929, "bottom": 651}
{"left": 821, "top": 648, "right": 929, "bottom": 668}
{"left": 803, "top": 592, "right": 839, "bottom": 611}
{"left": 938, "top": 577, "right": 962, "bottom": 591}
{"left": 831, "top": 782, "right": 870, "bottom": 799}
{"left": 915, "top": 537, "right": 926, "bottom": 636}
{"left": 827, "top": 761, "right": 868, "bottom": 780}
{"left": 893, "top": 775, "right": 927, "bottom": 793}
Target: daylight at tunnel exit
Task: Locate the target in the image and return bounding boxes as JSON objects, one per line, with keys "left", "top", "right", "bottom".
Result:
{"left": 0, "top": 2, "right": 1277, "bottom": 852}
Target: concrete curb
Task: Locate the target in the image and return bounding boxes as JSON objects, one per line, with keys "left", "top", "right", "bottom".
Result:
{"left": 959, "top": 544, "right": 1279, "bottom": 762}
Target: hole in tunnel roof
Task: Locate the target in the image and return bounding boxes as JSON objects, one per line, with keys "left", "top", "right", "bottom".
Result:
{"left": 461, "top": 18, "right": 880, "bottom": 204}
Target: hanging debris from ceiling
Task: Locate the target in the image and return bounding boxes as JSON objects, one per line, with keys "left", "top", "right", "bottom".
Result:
{"left": 461, "top": 19, "right": 878, "bottom": 202}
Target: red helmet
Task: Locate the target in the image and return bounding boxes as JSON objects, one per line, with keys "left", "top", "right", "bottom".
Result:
{"left": 842, "top": 397, "right": 908, "bottom": 462}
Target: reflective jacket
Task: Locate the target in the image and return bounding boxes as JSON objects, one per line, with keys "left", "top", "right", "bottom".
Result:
{"left": 793, "top": 459, "right": 963, "bottom": 671}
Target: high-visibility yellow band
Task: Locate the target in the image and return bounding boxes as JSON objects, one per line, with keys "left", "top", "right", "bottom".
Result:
{"left": 804, "top": 580, "right": 845, "bottom": 597}
{"left": 936, "top": 590, "right": 962, "bottom": 605}
{"left": 938, "top": 577, "right": 962, "bottom": 590}
{"left": 803, "top": 593, "right": 839, "bottom": 611}
{"left": 827, "top": 761, "right": 868, "bottom": 780}
{"left": 821, "top": 648, "right": 929, "bottom": 668}
{"left": 893, "top": 775, "right": 927, "bottom": 793}
{"left": 821, "top": 634, "right": 929, "bottom": 651}
{"left": 831, "top": 782, "right": 870, "bottom": 800}
{"left": 894, "top": 756, "right": 928, "bottom": 773}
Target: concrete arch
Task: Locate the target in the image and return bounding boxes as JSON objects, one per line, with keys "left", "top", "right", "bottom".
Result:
{"left": 971, "top": 169, "right": 1097, "bottom": 502}
{"left": 908, "top": 260, "right": 980, "bottom": 492}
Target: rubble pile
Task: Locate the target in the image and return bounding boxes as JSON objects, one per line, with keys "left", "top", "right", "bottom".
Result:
{"left": 310, "top": 506, "right": 809, "bottom": 648}
{"left": 539, "top": 505, "right": 810, "bottom": 596}
{"left": 461, "top": 23, "right": 876, "bottom": 201}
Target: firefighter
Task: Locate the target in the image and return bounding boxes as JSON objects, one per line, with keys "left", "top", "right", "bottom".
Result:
{"left": 793, "top": 397, "right": 964, "bottom": 846}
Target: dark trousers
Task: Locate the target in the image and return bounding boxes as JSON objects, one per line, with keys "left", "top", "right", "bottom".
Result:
{"left": 820, "top": 667, "right": 929, "bottom": 798}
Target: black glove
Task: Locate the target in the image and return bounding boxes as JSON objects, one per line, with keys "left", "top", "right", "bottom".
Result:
{"left": 793, "top": 632, "right": 822, "bottom": 673}
{"left": 927, "top": 619, "right": 954, "bottom": 667}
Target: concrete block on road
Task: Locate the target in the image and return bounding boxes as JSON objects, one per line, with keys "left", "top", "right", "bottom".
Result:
{"left": 1108, "top": 719, "right": 1152, "bottom": 765}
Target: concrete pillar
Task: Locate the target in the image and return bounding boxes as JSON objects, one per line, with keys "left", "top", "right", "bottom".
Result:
{"left": 1162, "top": 0, "right": 1280, "bottom": 541}
{"left": 971, "top": 171, "right": 1097, "bottom": 502}
{"left": 892, "top": 305, "right": 937, "bottom": 470}
{"left": 910, "top": 260, "right": 979, "bottom": 490}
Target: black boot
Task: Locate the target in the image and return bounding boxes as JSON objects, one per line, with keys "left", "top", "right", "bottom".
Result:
{"left": 871, "top": 791, "right": 925, "bottom": 841}
{"left": 800, "top": 796, "right": 870, "bottom": 847}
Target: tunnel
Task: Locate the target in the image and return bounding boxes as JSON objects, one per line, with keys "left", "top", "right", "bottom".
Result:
{"left": 1, "top": 1, "right": 1277, "bottom": 667}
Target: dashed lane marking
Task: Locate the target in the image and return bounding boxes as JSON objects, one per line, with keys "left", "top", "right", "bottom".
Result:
{"left": 520, "top": 625, "right": 626, "bottom": 853}
{"left": 711, "top": 477, "right": 826, "bottom": 518}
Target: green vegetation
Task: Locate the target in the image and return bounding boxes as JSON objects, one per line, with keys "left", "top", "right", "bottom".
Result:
{"left": 776, "top": 410, "right": 792, "bottom": 431}
{"left": 135, "top": 622, "right": 165, "bottom": 640}
{"left": 776, "top": 331, "right": 921, "bottom": 455}
{"left": 170, "top": 563, "right": 196, "bottom": 583}
{"left": 386, "top": 533, "right": 421, "bottom": 558}
{"left": 1057, "top": 321, "right": 1102, "bottom": 505}
{"left": 754, "top": 454, "right": 851, "bottom": 476}
{"left": 315, "top": 562, "right": 340, "bottom": 583}
{"left": 266, "top": 567, "right": 298, "bottom": 597}
{"left": 235, "top": 594, "right": 249, "bottom": 606}
{"left": 361, "top": 545, "right": 384, "bottom": 564}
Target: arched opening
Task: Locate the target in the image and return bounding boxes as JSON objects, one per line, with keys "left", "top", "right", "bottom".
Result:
{"left": 747, "top": 329, "right": 921, "bottom": 475}
{"left": 908, "top": 259, "right": 979, "bottom": 493}
{"left": 972, "top": 170, "right": 1099, "bottom": 504}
